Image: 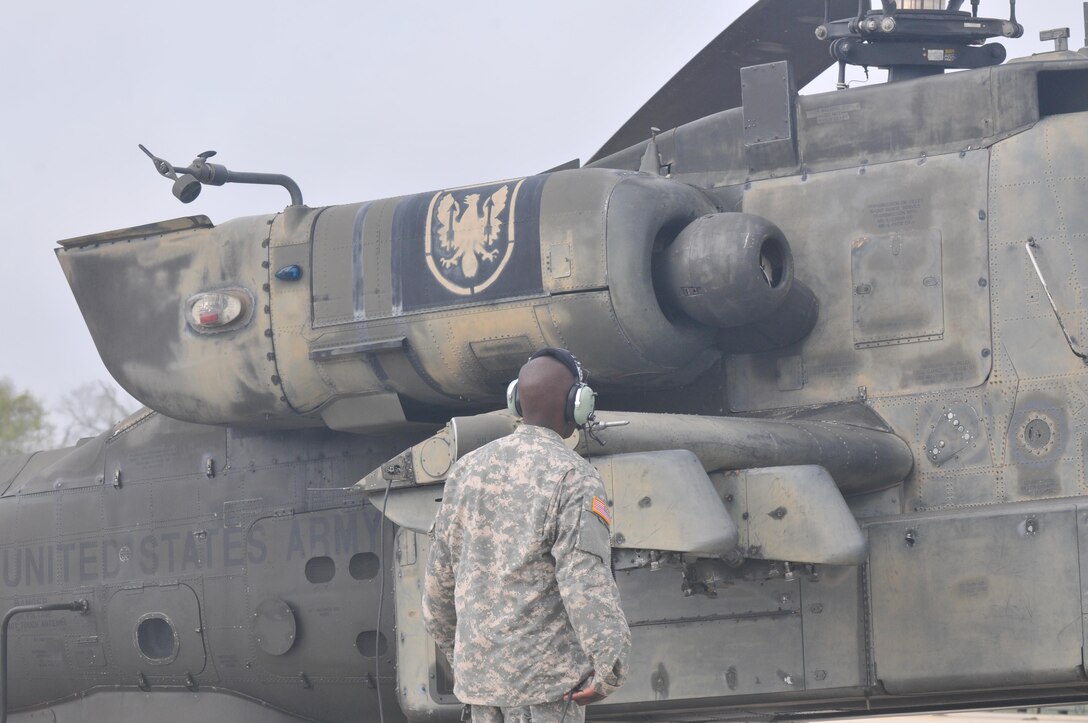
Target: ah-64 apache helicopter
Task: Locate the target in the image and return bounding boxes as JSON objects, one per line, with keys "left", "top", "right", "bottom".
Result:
{"left": 5, "top": 0, "right": 1088, "bottom": 720}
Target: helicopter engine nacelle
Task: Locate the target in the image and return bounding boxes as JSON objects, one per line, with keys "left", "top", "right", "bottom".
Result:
{"left": 658, "top": 212, "right": 793, "bottom": 327}
{"left": 657, "top": 211, "right": 819, "bottom": 354}
{"left": 57, "top": 169, "right": 814, "bottom": 429}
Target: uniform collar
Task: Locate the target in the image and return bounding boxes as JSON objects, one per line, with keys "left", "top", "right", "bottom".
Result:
{"left": 515, "top": 423, "right": 567, "bottom": 445}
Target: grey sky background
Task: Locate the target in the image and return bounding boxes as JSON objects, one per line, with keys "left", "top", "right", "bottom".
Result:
{"left": 1, "top": 1, "right": 1082, "bottom": 417}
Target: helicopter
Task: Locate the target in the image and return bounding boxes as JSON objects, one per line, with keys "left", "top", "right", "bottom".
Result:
{"left": 5, "top": 0, "right": 1088, "bottom": 720}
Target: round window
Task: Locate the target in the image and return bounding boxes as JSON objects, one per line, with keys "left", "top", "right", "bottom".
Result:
{"left": 349, "top": 552, "right": 380, "bottom": 581}
{"left": 356, "top": 630, "right": 388, "bottom": 657}
{"left": 135, "top": 614, "right": 178, "bottom": 664}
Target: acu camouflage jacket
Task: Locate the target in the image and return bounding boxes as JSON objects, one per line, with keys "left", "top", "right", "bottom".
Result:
{"left": 422, "top": 424, "right": 631, "bottom": 706}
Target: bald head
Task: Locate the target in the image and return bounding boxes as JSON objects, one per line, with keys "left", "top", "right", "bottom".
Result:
{"left": 517, "top": 354, "right": 578, "bottom": 438}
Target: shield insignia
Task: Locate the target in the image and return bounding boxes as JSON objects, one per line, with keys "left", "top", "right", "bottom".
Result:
{"left": 425, "top": 179, "right": 525, "bottom": 295}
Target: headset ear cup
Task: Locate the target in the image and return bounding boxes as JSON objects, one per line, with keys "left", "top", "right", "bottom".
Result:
{"left": 571, "top": 384, "right": 596, "bottom": 427}
{"left": 565, "top": 384, "right": 578, "bottom": 423}
{"left": 506, "top": 379, "right": 522, "bottom": 416}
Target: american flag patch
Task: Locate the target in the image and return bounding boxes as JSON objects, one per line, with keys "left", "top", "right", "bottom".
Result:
{"left": 590, "top": 496, "right": 612, "bottom": 526}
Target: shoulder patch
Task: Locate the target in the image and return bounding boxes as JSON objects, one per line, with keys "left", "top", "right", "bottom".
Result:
{"left": 590, "top": 496, "right": 612, "bottom": 527}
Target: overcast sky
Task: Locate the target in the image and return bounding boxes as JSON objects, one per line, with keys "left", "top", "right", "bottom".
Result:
{"left": 1, "top": 0, "right": 1083, "bottom": 415}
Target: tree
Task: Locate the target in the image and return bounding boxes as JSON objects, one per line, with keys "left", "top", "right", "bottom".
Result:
{"left": 55, "top": 381, "right": 138, "bottom": 446}
{"left": 0, "top": 379, "right": 52, "bottom": 456}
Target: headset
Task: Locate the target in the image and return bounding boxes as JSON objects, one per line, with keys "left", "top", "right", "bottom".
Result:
{"left": 506, "top": 347, "right": 596, "bottom": 427}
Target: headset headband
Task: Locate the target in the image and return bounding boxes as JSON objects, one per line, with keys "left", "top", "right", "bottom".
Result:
{"left": 528, "top": 347, "right": 584, "bottom": 384}
{"left": 508, "top": 347, "right": 595, "bottom": 427}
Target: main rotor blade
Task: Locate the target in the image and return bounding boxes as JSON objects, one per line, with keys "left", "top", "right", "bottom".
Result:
{"left": 588, "top": 0, "right": 858, "bottom": 164}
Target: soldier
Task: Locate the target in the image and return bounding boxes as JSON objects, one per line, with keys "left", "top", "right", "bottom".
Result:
{"left": 422, "top": 347, "right": 631, "bottom": 723}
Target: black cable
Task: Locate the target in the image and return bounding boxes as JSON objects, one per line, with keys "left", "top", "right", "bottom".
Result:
{"left": 558, "top": 690, "right": 574, "bottom": 723}
{"left": 559, "top": 671, "right": 593, "bottom": 723}
{"left": 1, "top": 600, "right": 88, "bottom": 723}
{"left": 562, "top": 422, "right": 597, "bottom": 723}
{"left": 375, "top": 476, "right": 393, "bottom": 723}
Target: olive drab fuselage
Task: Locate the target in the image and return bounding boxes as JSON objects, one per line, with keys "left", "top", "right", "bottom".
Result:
{"left": 5, "top": 2, "right": 1088, "bottom": 721}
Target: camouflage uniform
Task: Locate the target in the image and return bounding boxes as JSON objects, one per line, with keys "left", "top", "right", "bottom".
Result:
{"left": 470, "top": 700, "right": 583, "bottom": 723}
{"left": 422, "top": 423, "right": 630, "bottom": 717}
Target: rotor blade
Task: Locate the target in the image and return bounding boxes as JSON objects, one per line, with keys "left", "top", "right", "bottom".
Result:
{"left": 588, "top": 0, "right": 857, "bottom": 164}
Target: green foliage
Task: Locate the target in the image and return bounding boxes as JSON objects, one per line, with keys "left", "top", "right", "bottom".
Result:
{"left": 0, "top": 379, "right": 52, "bottom": 456}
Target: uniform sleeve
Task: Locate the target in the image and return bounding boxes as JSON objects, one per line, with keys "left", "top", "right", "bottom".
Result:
{"left": 551, "top": 469, "right": 632, "bottom": 698}
{"left": 422, "top": 509, "right": 458, "bottom": 664}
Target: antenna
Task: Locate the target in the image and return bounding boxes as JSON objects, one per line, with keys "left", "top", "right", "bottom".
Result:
{"left": 1040, "top": 27, "right": 1071, "bottom": 52}
{"left": 1025, "top": 239, "right": 1087, "bottom": 362}
{"left": 136, "top": 145, "right": 304, "bottom": 206}
{"left": 138, "top": 144, "right": 177, "bottom": 180}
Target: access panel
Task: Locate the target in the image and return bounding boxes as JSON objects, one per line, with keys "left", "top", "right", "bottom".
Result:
{"left": 729, "top": 149, "right": 991, "bottom": 410}
{"left": 105, "top": 582, "right": 206, "bottom": 682}
{"left": 867, "top": 505, "right": 1082, "bottom": 694}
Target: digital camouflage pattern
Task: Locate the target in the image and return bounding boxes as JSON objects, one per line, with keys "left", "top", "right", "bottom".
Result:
{"left": 422, "top": 423, "right": 631, "bottom": 707}
{"left": 470, "top": 699, "right": 585, "bottom": 723}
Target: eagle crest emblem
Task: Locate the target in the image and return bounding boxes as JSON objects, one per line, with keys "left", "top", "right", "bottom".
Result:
{"left": 425, "top": 180, "right": 523, "bottom": 295}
